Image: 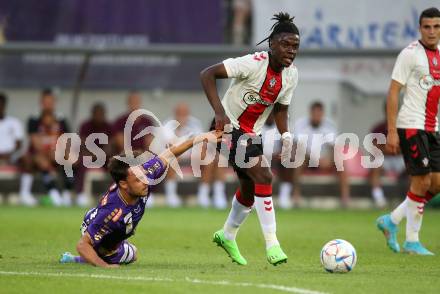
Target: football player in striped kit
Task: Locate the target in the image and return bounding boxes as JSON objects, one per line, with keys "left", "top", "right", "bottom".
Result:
{"left": 377, "top": 7, "right": 440, "bottom": 255}
{"left": 200, "top": 12, "right": 300, "bottom": 265}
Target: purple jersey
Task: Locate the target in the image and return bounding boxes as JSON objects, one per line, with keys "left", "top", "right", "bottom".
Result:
{"left": 80, "top": 156, "right": 166, "bottom": 255}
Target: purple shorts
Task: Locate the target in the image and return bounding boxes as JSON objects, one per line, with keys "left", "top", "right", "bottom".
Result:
{"left": 101, "top": 241, "right": 137, "bottom": 264}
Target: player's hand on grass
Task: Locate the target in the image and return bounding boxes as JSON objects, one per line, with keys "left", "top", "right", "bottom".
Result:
{"left": 386, "top": 130, "right": 400, "bottom": 155}
{"left": 104, "top": 264, "right": 120, "bottom": 269}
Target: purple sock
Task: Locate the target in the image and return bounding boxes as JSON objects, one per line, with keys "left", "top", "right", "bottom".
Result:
{"left": 74, "top": 256, "right": 86, "bottom": 263}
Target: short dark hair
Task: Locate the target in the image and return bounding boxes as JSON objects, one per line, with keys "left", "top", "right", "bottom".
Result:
{"left": 0, "top": 92, "right": 7, "bottom": 105}
{"left": 108, "top": 150, "right": 144, "bottom": 186}
{"left": 108, "top": 156, "right": 130, "bottom": 186}
{"left": 419, "top": 7, "right": 440, "bottom": 25}
{"left": 310, "top": 101, "right": 324, "bottom": 110}
{"left": 41, "top": 88, "right": 54, "bottom": 97}
{"left": 257, "top": 12, "right": 300, "bottom": 46}
{"left": 91, "top": 102, "right": 105, "bottom": 114}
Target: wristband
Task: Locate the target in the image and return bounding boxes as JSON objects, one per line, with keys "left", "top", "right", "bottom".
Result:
{"left": 281, "top": 132, "right": 292, "bottom": 141}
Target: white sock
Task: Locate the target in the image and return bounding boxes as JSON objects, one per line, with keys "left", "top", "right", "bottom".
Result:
{"left": 213, "top": 181, "right": 227, "bottom": 209}
{"left": 165, "top": 180, "right": 178, "bottom": 198}
{"left": 19, "top": 173, "right": 33, "bottom": 197}
{"left": 223, "top": 195, "right": 252, "bottom": 240}
{"left": 390, "top": 198, "right": 407, "bottom": 225}
{"left": 406, "top": 196, "right": 424, "bottom": 242}
{"left": 49, "top": 189, "right": 62, "bottom": 206}
{"left": 254, "top": 196, "right": 280, "bottom": 249}
{"left": 62, "top": 190, "right": 72, "bottom": 206}
{"left": 372, "top": 187, "right": 386, "bottom": 202}
{"left": 197, "top": 183, "right": 210, "bottom": 207}
{"left": 278, "top": 182, "right": 292, "bottom": 208}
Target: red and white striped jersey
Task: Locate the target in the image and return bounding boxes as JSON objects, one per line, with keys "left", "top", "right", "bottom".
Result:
{"left": 222, "top": 51, "right": 298, "bottom": 135}
{"left": 392, "top": 40, "right": 440, "bottom": 131}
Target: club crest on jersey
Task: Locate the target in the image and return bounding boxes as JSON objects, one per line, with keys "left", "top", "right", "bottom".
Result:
{"left": 243, "top": 91, "right": 272, "bottom": 106}
{"left": 433, "top": 57, "right": 438, "bottom": 67}
{"left": 269, "top": 77, "right": 277, "bottom": 88}
{"left": 419, "top": 75, "right": 440, "bottom": 91}
{"left": 422, "top": 157, "right": 429, "bottom": 167}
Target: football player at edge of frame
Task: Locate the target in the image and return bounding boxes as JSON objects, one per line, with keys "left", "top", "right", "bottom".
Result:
{"left": 377, "top": 7, "right": 440, "bottom": 256}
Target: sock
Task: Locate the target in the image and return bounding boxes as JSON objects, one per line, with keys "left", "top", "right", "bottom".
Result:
{"left": 197, "top": 183, "right": 210, "bottom": 207}
{"left": 213, "top": 181, "right": 227, "bottom": 209}
{"left": 49, "top": 188, "right": 62, "bottom": 206}
{"left": 19, "top": 173, "right": 33, "bottom": 197}
{"left": 223, "top": 189, "right": 253, "bottom": 240}
{"left": 62, "top": 190, "right": 72, "bottom": 206}
{"left": 372, "top": 187, "right": 386, "bottom": 203}
{"left": 165, "top": 180, "right": 177, "bottom": 198}
{"left": 213, "top": 181, "right": 225, "bottom": 199}
{"left": 278, "top": 182, "right": 292, "bottom": 206}
{"left": 165, "top": 180, "right": 181, "bottom": 207}
{"left": 406, "top": 191, "right": 426, "bottom": 242}
{"left": 390, "top": 198, "right": 407, "bottom": 225}
{"left": 254, "top": 184, "right": 280, "bottom": 249}
{"left": 74, "top": 256, "right": 86, "bottom": 263}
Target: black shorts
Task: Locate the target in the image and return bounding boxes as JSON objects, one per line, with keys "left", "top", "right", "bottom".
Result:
{"left": 210, "top": 120, "right": 263, "bottom": 179}
{"left": 398, "top": 128, "right": 440, "bottom": 175}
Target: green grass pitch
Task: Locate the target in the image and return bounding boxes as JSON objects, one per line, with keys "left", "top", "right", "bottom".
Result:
{"left": 0, "top": 206, "right": 439, "bottom": 293}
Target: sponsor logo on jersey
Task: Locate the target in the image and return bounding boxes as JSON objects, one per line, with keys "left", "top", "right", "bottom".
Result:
{"left": 112, "top": 208, "right": 123, "bottom": 222}
{"left": 243, "top": 91, "right": 272, "bottom": 106}
{"left": 419, "top": 75, "right": 440, "bottom": 91}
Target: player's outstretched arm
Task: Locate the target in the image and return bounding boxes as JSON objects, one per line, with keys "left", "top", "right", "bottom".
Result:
{"left": 158, "top": 130, "right": 223, "bottom": 165}
{"left": 200, "top": 63, "right": 231, "bottom": 131}
{"left": 76, "top": 233, "right": 119, "bottom": 268}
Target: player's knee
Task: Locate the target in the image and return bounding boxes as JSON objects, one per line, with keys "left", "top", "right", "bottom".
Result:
{"left": 258, "top": 169, "right": 273, "bottom": 184}
{"left": 429, "top": 181, "right": 440, "bottom": 195}
{"left": 412, "top": 175, "right": 432, "bottom": 192}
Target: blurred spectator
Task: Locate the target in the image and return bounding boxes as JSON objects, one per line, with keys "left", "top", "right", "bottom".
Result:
{"left": 0, "top": 93, "right": 24, "bottom": 165}
{"left": 261, "top": 112, "right": 294, "bottom": 209}
{"left": 231, "top": 0, "right": 252, "bottom": 45}
{"left": 112, "top": 91, "right": 155, "bottom": 155}
{"left": 75, "top": 103, "right": 113, "bottom": 207}
{"left": 162, "top": 102, "right": 205, "bottom": 207}
{"left": 197, "top": 151, "right": 229, "bottom": 209}
{"left": 197, "top": 118, "right": 230, "bottom": 209}
{"left": 292, "top": 101, "right": 351, "bottom": 207}
{"left": 369, "top": 104, "right": 406, "bottom": 208}
{"left": 20, "top": 88, "right": 72, "bottom": 206}
{"left": 0, "top": 93, "right": 27, "bottom": 202}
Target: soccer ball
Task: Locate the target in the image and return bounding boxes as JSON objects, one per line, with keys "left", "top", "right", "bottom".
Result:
{"left": 320, "top": 239, "right": 357, "bottom": 273}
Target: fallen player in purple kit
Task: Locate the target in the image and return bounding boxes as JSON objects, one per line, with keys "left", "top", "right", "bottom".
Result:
{"left": 60, "top": 130, "right": 223, "bottom": 268}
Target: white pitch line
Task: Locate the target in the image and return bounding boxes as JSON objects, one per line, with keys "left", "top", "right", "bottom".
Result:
{"left": 0, "top": 271, "right": 328, "bottom": 294}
